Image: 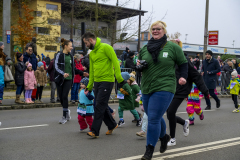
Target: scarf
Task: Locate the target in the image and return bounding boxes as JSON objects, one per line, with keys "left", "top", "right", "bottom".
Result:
{"left": 147, "top": 34, "right": 167, "bottom": 63}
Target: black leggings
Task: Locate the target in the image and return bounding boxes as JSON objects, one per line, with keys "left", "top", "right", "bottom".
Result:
{"left": 36, "top": 86, "right": 43, "bottom": 100}
{"left": 167, "top": 98, "right": 186, "bottom": 139}
{"left": 56, "top": 80, "right": 72, "bottom": 110}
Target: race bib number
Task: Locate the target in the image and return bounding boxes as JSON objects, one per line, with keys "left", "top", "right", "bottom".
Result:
{"left": 163, "top": 52, "right": 168, "bottom": 58}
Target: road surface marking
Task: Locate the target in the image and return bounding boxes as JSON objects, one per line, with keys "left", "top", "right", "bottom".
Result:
{"left": 116, "top": 137, "right": 240, "bottom": 160}
{"left": 0, "top": 124, "right": 49, "bottom": 131}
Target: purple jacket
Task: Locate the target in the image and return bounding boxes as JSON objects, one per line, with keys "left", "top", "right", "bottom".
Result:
{"left": 47, "top": 59, "right": 54, "bottom": 82}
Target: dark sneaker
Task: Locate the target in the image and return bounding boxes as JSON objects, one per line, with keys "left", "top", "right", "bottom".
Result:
{"left": 50, "top": 100, "right": 55, "bottom": 103}
{"left": 118, "top": 120, "right": 125, "bottom": 127}
{"left": 205, "top": 106, "right": 211, "bottom": 110}
{"left": 216, "top": 100, "right": 220, "bottom": 108}
{"left": 59, "top": 116, "right": 67, "bottom": 124}
{"left": 66, "top": 109, "right": 71, "bottom": 121}
{"left": 57, "top": 99, "right": 60, "bottom": 102}
{"left": 141, "top": 144, "right": 155, "bottom": 160}
{"left": 159, "top": 134, "right": 171, "bottom": 153}
{"left": 136, "top": 118, "right": 142, "bottom": 127}
{"left": 132, "top": 118, "right": 137, "bottom": 123}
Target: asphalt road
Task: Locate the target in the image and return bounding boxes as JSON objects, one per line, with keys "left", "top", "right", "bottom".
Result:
{"left": 1, "top": 98, "right": 240, "bottom": 160}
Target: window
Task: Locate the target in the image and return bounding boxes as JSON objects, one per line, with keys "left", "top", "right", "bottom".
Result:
{"left": 34, "top": 27, "right": 50, "bottom": 35}
{"left": 144, "top": 33, "right": 148, "bottom": 41}
{"left": 46, "top": 4, "right": 58, "bottom": 11}
{"left": 45, "top": 46, "right": 57, "bottom": 52}
{"left": 48, "top": 19, "right": 60, "bottom": 25}
{"left": 34, "top": 11, "right": 42, "bottom": 17}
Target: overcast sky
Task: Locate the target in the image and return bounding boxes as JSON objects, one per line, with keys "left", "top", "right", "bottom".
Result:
{"left": 87, "top": 0, "right": 240, "bottom": 48}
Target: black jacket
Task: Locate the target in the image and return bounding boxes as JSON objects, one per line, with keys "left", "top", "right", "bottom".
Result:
{"left": 45, "top": 57, "right": 51, "bottom": 66}
{"left": 14, "top": 60, "right": 27, "bottom": 86}
{"left": 174, "top": 56, "right": 208, "bottom": 98}
{"left": 81, "top": 54, "right": 89, "bottom": 73}
{"left": 125, "top": 57, "right": 136, "bottom": 69}
{"left": 54, "top": 51, "right": 83, "bottom": 86}
{"left": 222, "top": 64, "right": 233, "bottom": 73}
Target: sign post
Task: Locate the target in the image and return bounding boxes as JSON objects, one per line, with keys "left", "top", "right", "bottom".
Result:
{"left": 208, "top": 31, "right": 218, "bottom": 45}
{"left": 6, "top": 30, "right": 11, "bottom": 44}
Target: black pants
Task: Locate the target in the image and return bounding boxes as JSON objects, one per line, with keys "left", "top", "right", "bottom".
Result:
{"left": 167, "top": 98, "right": 186, "bottom": 139}
{"left": 91, "top": 82, "right": 117, "bottom": 136}
{"left": 36, "top": 86, "right": 44, "bottom": 100}
{"left": 56, "top": 80, "right": 72, "bottom": 110}
{"left": 204, "top": 89, "right": 220, "bottom": 106}
{"left": 232, "top": 94, "right": 238, "bottom": 109}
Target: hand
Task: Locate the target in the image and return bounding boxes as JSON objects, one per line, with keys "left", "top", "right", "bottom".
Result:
{"left": 84, "top": 90, "right": 89, "bottom": 95}
{"left": 83, "top": 72, "right": 89, "bottom": 77}
{"left": 64, "top": 73, "right": 69, "bottom": 78}
{"left": 25, "top": 62, "right": 29, "bottom": 66}
{"left": 137, "top": 60, "right": 140, "bottom": 66}
{"left": 178, "top": 77, "right": 186, "bottom": 85}
{"left": 83, "top": 66, "right": 87, "bottom": 71}
{"left": 37, "top": 83, "right": 40, "bottom": 87}
{"left": 119, "top": 80, "right": 127, "bottom": 88}
{"left": 44, "top": 84, "right": 47, "bottom": 87}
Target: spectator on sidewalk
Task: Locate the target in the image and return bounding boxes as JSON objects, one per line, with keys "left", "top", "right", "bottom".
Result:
{"left": 81, "top": 50, "right": 90, "bottom": 73}
{"left": 71, "top": 54, "right": 84, "bottom": 103}
{"left": 23, "top": 46, "right": 37, "bottom": 71}
{"left": 0, "top": 49, "right": 5, "bottom": 104}
{"left": 34, "top": 62, "right": 47, "bottom": 103}
{"left": 15, "top": 53, "right": 28, "bottom": 104}
{"left": 47, "top": 56, "right": 60, "bottom": 103}
{"left": 125, "top": 51, "right": 136, "bottom": 70}
{"left": 45, "top": 55, "right": 51, "bottom": 67}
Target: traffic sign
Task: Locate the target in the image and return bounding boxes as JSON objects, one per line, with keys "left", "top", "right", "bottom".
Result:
{"left": 208, "top": 31, "right": 218, "bottom": 45}
{"left": 7, "top": 35, "right": 10, "bottom": 43}
{"left": 6, "top": 30, "right": 11, "bottom": 35}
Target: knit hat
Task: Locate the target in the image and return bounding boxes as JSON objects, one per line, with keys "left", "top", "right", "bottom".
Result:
{"left": 0, "top": 42, "right": 3, "bottom": 47}
{"left": 128, "top": 51, "right": 134, "bottom": 57}
{"left": 27, "top": 63, "right": 32, "bottom": 68}
{"left": 121, "top": 72, "right": 130, "bottom": 81}
{"left": 206, "top": 50, "right": 213, "bottom": 56}
{"left": 80, "top": 77, "right": 89, "bottom": 87}
{"left": 231, "top": 70, "right": 238, "bottom": 77}
{"left": 37, "top": 62, "right": 43, "bottom": 67}
{"left": 129, "top": 71, "right": 136, "bottom": 81}
{"left": 17, "top": 53, "right": 22, "bottom": 59}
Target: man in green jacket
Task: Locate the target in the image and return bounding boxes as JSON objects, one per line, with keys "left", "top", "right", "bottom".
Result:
{"left": 82, "top": 32, "right": 124, "bottom": 138}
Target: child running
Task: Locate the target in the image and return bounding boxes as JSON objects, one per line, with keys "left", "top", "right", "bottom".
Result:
{"left": 24, "top": 63, "right": 37, "bottom": 104}
{"left": 227, "top": 71, "right": 240, "bottom": 113}
{"left": 186, "top": 83, "right": 204, "bottom": 125}
{"left": 118, "top": 72, "right": 142, "bottom": 127}
{"left": 77, "top": 77, "right": 94, "bottom": 131}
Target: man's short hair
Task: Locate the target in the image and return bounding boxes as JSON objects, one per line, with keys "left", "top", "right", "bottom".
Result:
{"left": 82, "top": 32, "right": 96, "bottom": 40}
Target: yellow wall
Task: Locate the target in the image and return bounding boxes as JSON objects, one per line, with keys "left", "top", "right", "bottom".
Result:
{"left": 34, "top": 0, "right": 61, "bottom": 59}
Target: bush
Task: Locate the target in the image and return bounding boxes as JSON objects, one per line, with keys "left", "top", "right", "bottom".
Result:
{"left": 220, "top": 54, "right": 236, "bottom": 62}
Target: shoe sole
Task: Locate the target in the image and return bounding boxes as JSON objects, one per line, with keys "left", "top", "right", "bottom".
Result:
{"left": 136, "top": 133, "right": 146, "bottom": 137}
{"left": 59, "top": 121, "right": 67, "bottom": 124}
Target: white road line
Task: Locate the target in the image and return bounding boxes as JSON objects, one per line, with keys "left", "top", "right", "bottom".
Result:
{"left": 116, "top": 137, "right": 240, "bottom": 160}
{"left": 152, "top": 141, "right": 240, "bottom": 159}
{"left": 0, "top": 124, "right": 49, "bottom": 131}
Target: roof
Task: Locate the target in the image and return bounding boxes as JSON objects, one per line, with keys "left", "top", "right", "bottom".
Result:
{"left": 50, "top": 0, "right": 147, "bottom": 21}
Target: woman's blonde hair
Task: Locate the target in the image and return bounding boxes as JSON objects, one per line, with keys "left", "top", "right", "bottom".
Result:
{"left": 74, "top": 53, "right": 81, "bottom": 60}
{"left": 227, "top": 61, "right": 233, "bottom": 67}
{"left": 149, "top": 21, "right": 167, "bottom": 34}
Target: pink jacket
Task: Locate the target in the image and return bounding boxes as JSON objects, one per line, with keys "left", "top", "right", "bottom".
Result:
{"left": 24, "top": 70, "right": 37, "bottom": 90}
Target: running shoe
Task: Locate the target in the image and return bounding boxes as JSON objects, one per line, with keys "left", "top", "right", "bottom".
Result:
{"left": 136, "top": 118, "right": 142, "bottom": 127}
{"left": 59, "top": 116, "right": 67, "bottom": 124}
{"left": 118, "top": 119, "right": 125, "bottom": 127}
{"left": 106, "top": 124, "right": 118, "bottom": 135}
{"left": 66, "top": 109, "right": 71, "bottom": 121}
{"left": 136, "top": 131, "right": 146, "bottom": 137}
{"left": 167, "top": 138, "right": 176, "bottom": 146}
{"left": 87, "top": 132, "right": 99, "bottom": 138}
{"left": 189, "top": 120, "right": 194, "bottom": 125}
{"left": 183, "top": 120, "right": 190, "bottom": 136}
{"left": 232, "top": 109, "right": 239, "bottom": 113}
{"left": 199, "top": 113, "right": 204, "bottom": 120}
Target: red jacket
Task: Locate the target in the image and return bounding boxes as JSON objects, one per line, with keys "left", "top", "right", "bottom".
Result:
{"left": 42, "top": 61, "right": 47, "bottom": 70}
{"left": 74, "top": 59, "right": 84, "bottom": 83}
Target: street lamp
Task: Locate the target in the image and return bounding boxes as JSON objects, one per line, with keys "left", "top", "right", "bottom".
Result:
{"left": 232, "top": 40, "right": 235, "bottom": 48}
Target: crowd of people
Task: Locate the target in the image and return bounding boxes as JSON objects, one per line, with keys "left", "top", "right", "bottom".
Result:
{"left": 1, "top": 20, "right": 240, "bottom": 160}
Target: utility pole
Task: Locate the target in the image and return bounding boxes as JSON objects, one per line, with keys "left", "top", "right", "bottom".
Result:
{"left": 2, "top": 0, "right": 11, "bottom": 57}
{"left": 137, "top": 0, "right": 141, "bottom": 53}
{"left": 70, "top": 0, "right": 75, "bottom": 39}
{"left": 232, "top": 40, "right": 235, "bottom": 48}
{"left": 203, "top": 0, "right": 209, "bottom": 60}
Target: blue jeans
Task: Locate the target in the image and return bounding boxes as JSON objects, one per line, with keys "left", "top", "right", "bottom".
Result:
{"left": 142, "top": 91, "right": 174, "bottom": 147}
{"left": 0, "top": 84, "right": 4, "bottom": 100}
{"left": 16, "top": 85, "right": 24, "bottom": 95}
{"left": 71, "top": 83, "right": 80, "bottom": 101}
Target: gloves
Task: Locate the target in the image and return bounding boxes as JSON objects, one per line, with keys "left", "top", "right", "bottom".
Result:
{"left": 119, "top": 80, "right": 127, "bottom": 88}
{"left": 37, "top": 83, "right": 40, "bottom": 87}
{"left": 44, "top": 84, "right": 47, "bottom": 87}
{"left": 208, "top": 71, "right": 213, "bottom": 75}
{"left": 120, "top": 88, "right": 129, "bottom": 95}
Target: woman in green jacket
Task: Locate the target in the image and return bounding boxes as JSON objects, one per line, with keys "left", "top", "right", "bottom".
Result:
{"left": 139, "top": 21, "right": 188, "bottom": 160}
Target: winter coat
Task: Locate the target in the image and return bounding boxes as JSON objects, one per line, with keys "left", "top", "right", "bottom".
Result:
{"left": 77, "top": 89, "right": 94, "bottom": 116}
{"left": 174, "top": 55, "right": 209, "bottom": 98}
{"left": 81, "top": 54, "right": 89, "bottom": 73}
{"left": 202, "top": 57, "right": 221, "bottom": 90}
{"left": 0, "top": 65, "right": 4, "bottom": 85}
{"left": 23, "top": 53, "right": 38, "bottom": 71}
{"left": 222, "top": 64, "right": 233, "bottom": 73}
{"left": 74, "top": 59, "right": 84, "bottom": 83}
{"left": 24, "top": 70, "right": 37, "bottom": 90}
{"left": 47, "top": 59, "right": 55, "bottom": 82}
{"left": 35, "top": 67, "right": 48, "bottom": 86}
{"left": 125, "top": 57, "right": 136, "bottom": 69}
{"left": 130, "top": 82, "right": 140, "bottom": 108}
{"left": 227, "top": 78, "right": 240, "bottom": 95}
{"left": 14, "top": 60, "right": 27, "bottom": 86}
{"left": 119, "top": 83, "right": 134, "bottom": 111}
{"left": 45, "top": 57, "right": 51, "bottom": 66}
{"left": 54, "top": 51, "right": 83, "bottom": 86}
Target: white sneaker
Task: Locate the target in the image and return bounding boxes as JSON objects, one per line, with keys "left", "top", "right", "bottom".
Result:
{"left": 183, "top": 120, "right": 190, "bottom": 137}
{"left": 66, "top": 109, "right": 71, "bottom": 121}
{"left": 167, "top": 138, "right": 176, "bottom": 146}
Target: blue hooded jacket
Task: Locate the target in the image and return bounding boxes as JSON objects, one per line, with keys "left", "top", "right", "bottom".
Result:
{"left": 0, "top": 65, "right": 4, "bottom": 85}
{"left": 23, "top": 52, "right": 37, "bottom": 71}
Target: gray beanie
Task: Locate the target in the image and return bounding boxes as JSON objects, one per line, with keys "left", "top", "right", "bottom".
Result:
{"left": 0, "top": 42, "right": 4, "bottom": 47}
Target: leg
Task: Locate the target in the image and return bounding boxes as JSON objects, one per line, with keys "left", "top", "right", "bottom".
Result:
{"left": 108, "top": 106, "right": 113, "bottom": 113}
{"left": 25, "top": 90, "right": 29, "bottom": 100}
{"left": 204, "top": 93, "right": 211, "bottom": 107}
{"left": 61, "top": 80, "right": 72, "bottom": 117}
{"left": 186, "top": 101, "right": 195, "bottom": 121}
{"left": 51, "top": 81, "right": 56, "bottom": 101}
{"left": 0, "top": 84, "right": 4, "bottom": 101}
{"left": 118, "top": 106, "right": 124, "bottom": 119}
{"left": 233, "top": 95, "right": 238, "bottom": 109}
{"left": 56, "top": 83, "right": 63, "bottom": 105}
{"left": 85, "top": 116, "right": 93, "bottom": 130}
{"left": 75, "top": 83, "right": 80, "bottom": 101}
{"left": 193, "top": 101, "right": 203, "bottom": 116}
{"left": 78, "top": 115, "right": 88, "bottom": 130}
{"left": 141, "top": 112, "right": 148, "bottom": 133}
{"left": 209, "top": 89, "right": 220, "bottom": 102}
{"left": 166, "top": 98, "right": 184, "bottom": 139}
{"left": 71, "top": 83, "right": 76, "bottom": 101}
{"left": 143, "top": 91, "right": 174, "bottom": 147}
{"left": 39, "top": 86, "right": 44, "bottom": 100}
{"left": 130, "top": 109, "right": 140, "bottom": 120}
{"left": 36, "top": 87, "right": 40, "bottom": 100}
